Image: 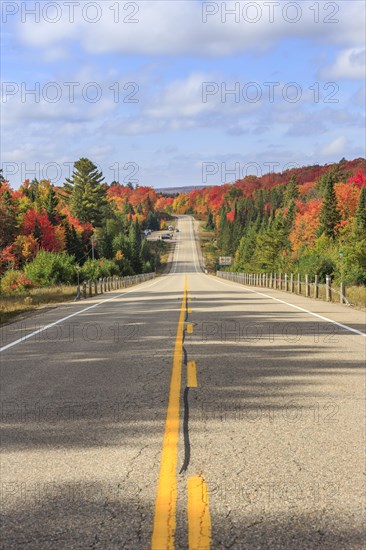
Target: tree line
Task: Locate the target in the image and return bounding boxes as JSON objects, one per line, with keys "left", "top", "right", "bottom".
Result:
{"left": 0, "top": 158, "right": 173, "bottom": 293}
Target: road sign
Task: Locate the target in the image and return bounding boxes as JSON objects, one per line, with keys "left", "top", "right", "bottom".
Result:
{"left": 219, "top": 256, "right": 232, "bottom": 266}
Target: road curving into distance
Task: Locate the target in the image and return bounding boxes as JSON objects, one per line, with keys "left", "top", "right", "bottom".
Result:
{"left": 1, "top": 215, "right": 365, "bottom": 549}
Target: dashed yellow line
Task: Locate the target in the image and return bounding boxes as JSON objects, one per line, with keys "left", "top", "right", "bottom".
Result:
{"left": 186, "top": 323, "right": 193, "bottom": 334}
{"left": 188, "top": 476, "right": 212, "bottom": 550}
{"left": 187, "top": 361, "right": 198, "bottom": 388}
{"left": 151, "top": 275, "right": 188, "bottom": 549}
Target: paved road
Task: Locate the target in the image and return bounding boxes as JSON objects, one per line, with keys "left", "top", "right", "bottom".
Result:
{"left": 1, "top": 216, "right": 365, "bottom": 549}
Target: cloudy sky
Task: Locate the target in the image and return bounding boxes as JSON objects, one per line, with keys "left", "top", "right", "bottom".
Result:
{"left": 1, "top": 0, "right": 365, "bottom": 188}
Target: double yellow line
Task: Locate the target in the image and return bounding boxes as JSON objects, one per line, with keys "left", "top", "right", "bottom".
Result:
{"left": 151, "top": 275, "right": 211, "bottom": 549}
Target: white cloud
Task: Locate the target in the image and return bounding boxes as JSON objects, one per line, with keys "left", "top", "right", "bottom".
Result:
{"left": 322, "top": 48, "right": 365, "bottom": 80}
{"left": 320, "top": 136, "right": 347, "bottom": 156}
{"left": 17, "top": 1, "right": 365, "bottom": 57}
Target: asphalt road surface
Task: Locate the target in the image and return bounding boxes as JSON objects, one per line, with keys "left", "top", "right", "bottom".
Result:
{"left": 1, "top": 216, "right": 365, "bottom": 549}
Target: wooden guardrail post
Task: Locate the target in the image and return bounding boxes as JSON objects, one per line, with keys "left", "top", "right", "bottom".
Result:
{"left": 82, "top": 281, "right": 87, "bottom": 299}
{"left": 103, "top": 277, "right": 107, "bottom": 292}
{"left": 88, "top": 280, "right": 92, "bottom": 297}
{"left": 297, "top": 273, "right": 301, "bottom": 294}
{"left": 279, "top": 272, "right": 282, "bottom": 290}
{"left": 314, "top": 275, "right": 319, "bottom": 298}
{"left": 94, "top": 279, "right": 98, "bottom": 295}
{"left": 326, "top": 276, "right": 332, "bottom": 301}
{"left": 340, "top": 282, "right": 346, "bottom": 304}
{"left": 290, "top": 273, "right": 294, "bottom": 293}
{"left": 284, "top": 273, "right": 288, "bottom": 292}
{"left": 305, "top": 274, "right": 310, "bottom": 297}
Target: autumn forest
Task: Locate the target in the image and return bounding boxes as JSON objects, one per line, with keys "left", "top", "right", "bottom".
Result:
{"left": 0, "top": 157, "right": 365, "bottom": 296}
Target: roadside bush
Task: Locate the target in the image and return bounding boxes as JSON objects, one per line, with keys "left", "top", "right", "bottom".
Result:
{"left": 80, "top": 258, "right": 120, "bottom": 281}
{"left": 24, "top": 251, "right": 76, "bottom": 286}
{"left": 1, "top": 270, "right": 35, "bottom": 293}
{"left": 143, "top": 261, "right": 152, "bottom": 273}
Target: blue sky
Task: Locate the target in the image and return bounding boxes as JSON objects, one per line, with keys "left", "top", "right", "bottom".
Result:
{"left": 1, "top": 0, "right": 365, "bottom": 188}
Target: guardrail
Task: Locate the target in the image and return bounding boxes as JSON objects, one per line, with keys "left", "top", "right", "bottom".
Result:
{"left": 217, "top": 271, "right": 349, "bottom": 305}
{"left": 75, "top": 273, "right": 156, "bottom": 301}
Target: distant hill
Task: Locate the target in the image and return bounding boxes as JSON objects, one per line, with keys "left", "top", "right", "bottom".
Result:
{"left": 156, "top": 185, "right": 207, "bottom": 195}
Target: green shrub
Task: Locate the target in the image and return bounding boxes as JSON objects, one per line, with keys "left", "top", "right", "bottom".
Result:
{"left": 80, "top": 258, "right": 120, "bottom": 281}
{"left": 143, "top": 261, "right": 152, "bottom": 273}
{"left": 25, "top": 251, "right": 76, "bottom": 286}
{"left": 80, "top": 259, "right": 101, "bottom": 281}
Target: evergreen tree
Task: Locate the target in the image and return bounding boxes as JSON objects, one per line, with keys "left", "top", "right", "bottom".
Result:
{"left": 231, "top": 202, "right": 242, "bottom": 252}
{"left": 254, "top": 212, "right": 291, "bottom": 272}
{"left": 356, "top": 186, "right": 366, "bottom": 234}
{"left": 317, "top": 173, "right": 341, "bottom": 239}
{"left": 206, "top": 210, "right": 215, "bottom": 230}
{"left": 0, "top": 188, "right": 17, "bottom": 246}
{"left": 218, "top": 206, "right": 233, "bottom": 253}
{"left": 285, "top": 199, "right": 296, "bottom": 232}
{"left": 45, "top": 185, "right": 59, "bottom": 224}
{"left": 284, "top": 174, "right": 299, "bottom": 205}
{"left": 128, "top": 219, "right": 142, "bottom": 273}
{"left": 234, "top": 224, "right": 257, "bottom": 271}
{"left": 65, "top": 225, "right": 84, "bottom": 263}
{"left": 66, "top": 158, "right": 107, "bottom": 226}
{"left": 33, "top": 219, "right": 42, "bottom": 244}
{"left": 146, "top": 211, "right": 159, "bottom": 230}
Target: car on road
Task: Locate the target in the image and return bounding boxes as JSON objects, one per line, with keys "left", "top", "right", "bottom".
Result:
{"left": 161, "top": 234, "right": 172, "bottom": 239}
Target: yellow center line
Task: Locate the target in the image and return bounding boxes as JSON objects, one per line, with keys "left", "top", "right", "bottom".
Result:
{"left": 151, "top": 274, "right": 188, "bottom": 549}
{"left": 188, "top": 476, "right": 212, "bottom": 550}
{"left": 186, "top": 323, "right": 193, "bottom": 334}
{"left": 187, "top": 361, "right": 198, "bottom": 388}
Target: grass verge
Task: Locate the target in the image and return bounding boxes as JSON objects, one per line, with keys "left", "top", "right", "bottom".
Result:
{"left": 0, "top": 286, "right": 78, "bottom": 325}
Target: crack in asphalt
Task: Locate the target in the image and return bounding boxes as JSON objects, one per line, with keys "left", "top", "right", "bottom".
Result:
{"left": 179, "top": 386, "right": 191, "bottom": 474}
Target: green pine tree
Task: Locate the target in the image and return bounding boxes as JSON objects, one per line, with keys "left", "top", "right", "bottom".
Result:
{"left": 317, "top": 173, "right": 341, "bottom": 239}
{"left": 356, "top": 186, "right": 366, "bottom": 234}
{"left": 33, "top": 219, "right": 42, "bottom": 244}
{"left": 285, "top": 199, "right": 296, "bottom": 232}
{"left": 66, "top": 158, "right": 107, "bottom": 226}
{"left": 45, "top": 185, "right": 59, "bottom": 224}
{"left": 206, "top": 210, "right": 215, "bottom": 230}
{"left": 284, "top": 174, "right": 299, "bottom": 205}
{"left": 254, "top": 213, "right": 291, "bottom": 272}
{"left": 128, "top": 219, "right": 142, "bottom": 273}
{"left": 234, "top": 224, "right": 257, "bottom": 271}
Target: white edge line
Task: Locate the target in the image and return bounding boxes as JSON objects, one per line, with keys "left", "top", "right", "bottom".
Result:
{"left": 0, "top": 277, "right": 162, "bottom": 353}
{"left": 210, "top": 274, "right": 366, "bottom": 337}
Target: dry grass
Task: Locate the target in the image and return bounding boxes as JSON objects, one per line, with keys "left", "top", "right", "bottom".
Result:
{"left": 0, "top": 286, "right": 78, "bottom": 325}
{"left": 156, "top": 241, "right": 172, "bottom": 274}
{"left": 346, "top": 285, "right": 366, "bottom": 308}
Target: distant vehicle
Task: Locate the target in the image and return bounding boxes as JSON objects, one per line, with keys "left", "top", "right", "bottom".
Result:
{"left": 161, "top": 234, "right": 171, "bottom": 240}
{"left": 168, "top": 225, "right": 174, "bottom": 230}
{"left": 176, "top": 228, "right": 179, "bottom": 232}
